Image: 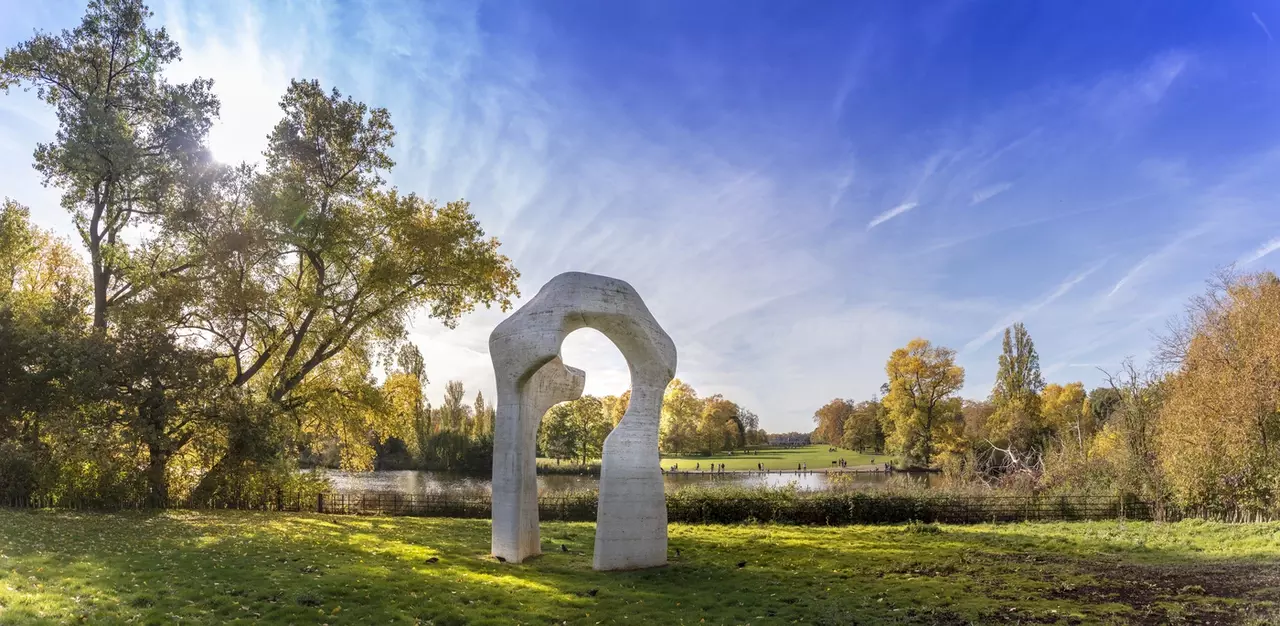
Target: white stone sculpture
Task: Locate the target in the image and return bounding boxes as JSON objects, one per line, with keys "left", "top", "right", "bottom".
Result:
{"left": 490, "top": 272, "right": 676, "bottom": 570}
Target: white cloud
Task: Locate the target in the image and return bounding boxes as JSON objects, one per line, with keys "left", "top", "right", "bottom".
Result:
{"left": 1254, "top": 12, "right": 1274, "bottom": 41}
{"left": 963, "top": 262, "right": 1106, "bottom": 353}
{"left": 866, "top": 201, "right": 919, "bottom": 230}
{"left": 1087, "top": 50, "right": 1190, "bottom": 125}
{"left": 1102, "top": 226, "right": 1205, "bottom": 303}
{"left": 1238, "top": 236, "right": 1280, "bottom": 266}
{"left": 970, "top": 182, "right": 1013, "bottom": 206}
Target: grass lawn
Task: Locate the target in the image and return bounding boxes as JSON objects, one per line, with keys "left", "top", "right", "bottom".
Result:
{"left": 660, "top": 444, "right": 899, "bottom": 472}
{"left": 2, "top": 510, "right": 1278, "bottom": 625}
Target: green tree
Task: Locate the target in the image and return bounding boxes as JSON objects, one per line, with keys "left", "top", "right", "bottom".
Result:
{"left": 539, "top": 403, "right": 575, "bottom": 461}
{"left": 569, "top": 396, "right": 610, "bottom": 464}
{"left": 697, "top": 395, "right": 740, "bottom": 454}
{"left": 183, "top": 80, "right": 517, "bottom": 493}
{"left": 883, "top": 338, "right": 965, "bottom": 467}
{"left": 438, "top": 380, "right": 471, "bottom": 433}
{"left": 0, "top": 202, "right": 92, "bottom": 499}
{"left": 659, "top": 379, "right": 700, "bottom": 454}
{"left": 184, "top": 81, "right": 518, "bottom": 409}
{"left": 0, "top": 0, "right": 219, "bottom": 330}
{"left": 988, "top": 323, "right": 1046, "bottom": 453}
{"left": 840, "top": 399, "right": 885, "bottom": 452}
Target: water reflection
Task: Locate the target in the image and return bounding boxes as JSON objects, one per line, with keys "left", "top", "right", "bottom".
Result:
{"left": 315, "top": 469, "right": 936, "bottom": 495}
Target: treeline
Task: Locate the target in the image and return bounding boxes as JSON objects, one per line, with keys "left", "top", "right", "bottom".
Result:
{"left": 813, "top": 270, "right": 1280, "bottom": 516}
{"left": 537, "top": 379, "right": 768, "bottom": 464}
{"left": 0, "top": 2, "right": 518, "bottom": 505}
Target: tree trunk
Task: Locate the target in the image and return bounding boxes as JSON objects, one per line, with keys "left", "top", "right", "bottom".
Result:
{"left": 92, "top": 261, "right": 108, "bottom": 330}
{"left": 146, "top": 444, "right": 170, "bottom": 506}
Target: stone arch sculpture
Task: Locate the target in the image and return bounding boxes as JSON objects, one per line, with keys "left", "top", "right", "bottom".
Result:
{"left": 490, "top": 271, "right": 676, "bottom": 570}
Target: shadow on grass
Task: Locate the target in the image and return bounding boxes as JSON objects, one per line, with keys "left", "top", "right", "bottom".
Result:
{"left": 1, "top": 510, "right": 1277, "bottom": 625}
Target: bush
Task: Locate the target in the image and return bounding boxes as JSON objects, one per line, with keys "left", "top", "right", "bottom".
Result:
{"left": 902, "top": 520, "right": 942, "bottom": 534}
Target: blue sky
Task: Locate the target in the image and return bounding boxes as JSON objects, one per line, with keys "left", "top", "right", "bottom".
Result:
{"left": 3, "top": 0, "right": 1280, "bottom": 432}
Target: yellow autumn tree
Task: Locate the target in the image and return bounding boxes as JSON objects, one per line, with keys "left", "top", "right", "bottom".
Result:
{"left": 1041, "top": 382, "right": 1091, "bottom": 453}
{"left": 883, "top": 338, "right": 965, "bottom": 467}
{"left": 1158, "top": 271, "right": 1280, "bottom": 512}
{"left": 601, "top": 391, "right": 631, "bottom": 428}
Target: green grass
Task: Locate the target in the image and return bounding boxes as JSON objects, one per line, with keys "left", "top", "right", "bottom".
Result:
{"left": 2, "top": 510, "right": 1278, "bottom": 624}
{"left": 660, "top": 444, "right": 899, "bottom": 471}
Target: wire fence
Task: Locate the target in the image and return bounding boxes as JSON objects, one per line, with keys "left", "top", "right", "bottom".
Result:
{"left": 7, "top": 491, "right": 1274, "bottom": 524}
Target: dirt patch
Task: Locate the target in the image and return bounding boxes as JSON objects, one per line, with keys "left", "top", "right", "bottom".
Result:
{"left": 1050, "top": 561, "right": 1280, "bottom": 625}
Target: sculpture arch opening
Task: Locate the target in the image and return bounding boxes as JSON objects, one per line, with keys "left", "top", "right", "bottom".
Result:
{"left": 560, "top": 328, "right": 631, "bottom": 401}
{"left": 489, "top": 272, "right": 675, "bottom": 571}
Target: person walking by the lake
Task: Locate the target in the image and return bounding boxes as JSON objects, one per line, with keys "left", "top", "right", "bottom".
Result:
{"left": 696, "top": 462, "right": 700, "bottom": 471}
{"left": 803, "top": 462, "right": 807, "bottom": 472}
{"left": 797, "top": 463, "right": 801, "bottom": 472}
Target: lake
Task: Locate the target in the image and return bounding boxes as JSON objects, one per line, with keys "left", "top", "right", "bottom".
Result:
{"left": 315, "top": 469, "right": 936, "bottom": 494}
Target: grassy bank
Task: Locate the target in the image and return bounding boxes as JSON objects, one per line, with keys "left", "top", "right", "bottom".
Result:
{"left": 531, "top": 445, "right": 901, "bottom": 474}
{"left": 2, "top": 510, "right": 1277, "bottom": 625}
{"left": 660, "top": 444, "right": 899, "bottom": 472}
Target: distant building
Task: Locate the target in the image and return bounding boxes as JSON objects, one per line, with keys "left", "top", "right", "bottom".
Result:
{"left": 767, "top": 432, "right": 811, "bottom": 447}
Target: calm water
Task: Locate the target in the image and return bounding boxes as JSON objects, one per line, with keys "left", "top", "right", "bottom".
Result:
{"left": 315, "top": 469, "right": 936, "bottom": 494}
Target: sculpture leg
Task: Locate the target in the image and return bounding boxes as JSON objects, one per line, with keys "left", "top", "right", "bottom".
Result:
{"left": 593, "top": 386, "right": 667, "bottom": 570}
{"left": 491, "top": 360, "right": 583, "bottom": 562}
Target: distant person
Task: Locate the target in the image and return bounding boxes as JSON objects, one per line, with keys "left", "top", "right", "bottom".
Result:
{"left": 797, "top": 463, "right": 801, "bottom": 471}
{"left": 696, "top": 462, "right": 700, "bottom": 471}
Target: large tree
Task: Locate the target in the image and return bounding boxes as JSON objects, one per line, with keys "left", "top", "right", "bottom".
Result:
{"left": 0, "top": 0, "right": 219, "bottom": 330}
{"left": 437, "top": 380, "right": 471, "bottom": 433}
{"left": 812, "top": 398, "right": 853, "bottom": 445}
{"left": 1041, "top": 382, "right": 1091, "bottom": 453}
{"left": 659, "top": 379, "right": 700, "bottom": 454}
{"left": 988, "top": 323, "right": 1046, "bottom": 453}
{"left": 698, "top": 395, "right": 740, "bottom": 454}
{"left": 182, "top": 80, "right": 518, "bottom": 410}
{"left": 1158, "top": 271, "right": 1280, "bottom": 512}
{"left": 840, "top": 399, "right": 886, "bottom": 452}
{"left": 883, "top": 338, "right": 965, "bottom": 467}
{"left": 180, "top": 80, "right": 517, "bottom": 493}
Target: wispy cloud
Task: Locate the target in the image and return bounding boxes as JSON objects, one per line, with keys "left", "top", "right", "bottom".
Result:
{"left": 1254, "top": 12, "right": 1274, "bottom": 41}
{"left": 963, "top": 263, "right": 1106, "bottom": 353}
{"left": 1102, "top": 227, "right": 1205, "bottom": 303}
{"left": 1088, "top": 50, "right": 1190, "bottom": 124}
{"left": 970, "top": 182, "right": 1013, "bottom": 206}
{"left": 1105, "top": 253, "right": 1156, "bottom": 299}
{"left": 867, "top": 201, "right": 919, "bottom": 230}
{"left": 1238, "top": 236, "right": 1280, "bottom": 265}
